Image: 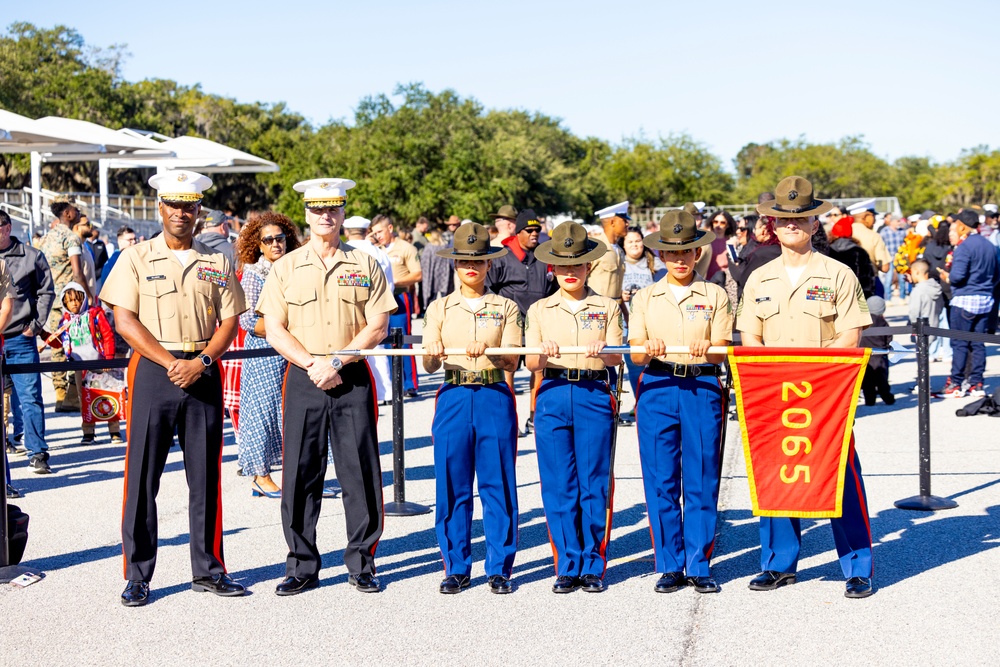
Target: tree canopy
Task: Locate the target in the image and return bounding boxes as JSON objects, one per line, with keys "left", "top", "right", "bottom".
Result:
{"left": 1, "top": 23, "right": 996, "bottom": 224}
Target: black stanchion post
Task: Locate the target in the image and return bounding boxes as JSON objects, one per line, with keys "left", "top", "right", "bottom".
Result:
{"left": 383, "top": 327, "right": 430, "bottom": 517}
{"left": 895, "top": 317, "right": 958, "bottom": 511}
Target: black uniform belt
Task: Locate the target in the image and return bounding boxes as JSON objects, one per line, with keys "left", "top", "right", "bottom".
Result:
{"left": 444, "top": 368, "right": 506, "bottom": 386}
{"left": 160, "top": 341, "right": 209, "bottom": 352}
{"left": 543, "top": 368, "right": 608, "bottom": 382}
{"left": 648, "top": 359, "right": 720, "bottom": 377}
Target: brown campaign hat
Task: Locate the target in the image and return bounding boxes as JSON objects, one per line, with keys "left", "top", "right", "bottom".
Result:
{"left": 436, "top": 222, "right": 508, "bottom": 260}
{"left": 533, "top": 221, "right": 608, "bottom": 266}
{"left": 756, "top": 175, "right": 833, "bottom": 218}
{"left": 488, "top": 204, "right": 519, "bottom": 220}
{"left": 643, "top": 209, "right": 715, "bottom": 251}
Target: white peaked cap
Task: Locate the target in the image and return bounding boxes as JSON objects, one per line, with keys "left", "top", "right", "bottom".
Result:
{"left": 148, "top": 170, "right": 212, "bottom": 202}
{"left": 293, "top": 178, "right": 356, "bottom": 208}
{"left": 595, "top": 200, "right": 630, "bottom": 220}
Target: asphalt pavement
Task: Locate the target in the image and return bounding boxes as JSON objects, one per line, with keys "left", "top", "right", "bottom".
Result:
{"left": 2, "top": 303, "right": 998, "bottom": 666}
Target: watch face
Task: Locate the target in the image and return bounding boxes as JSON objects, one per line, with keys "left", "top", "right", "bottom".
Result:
{"left": 200, "top": 354, "right": 212, "bottom": 367}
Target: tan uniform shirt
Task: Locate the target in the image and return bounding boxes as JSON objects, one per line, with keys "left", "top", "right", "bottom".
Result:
{"left": 525, "top": 289, "right": 623, "bottom": 370}
{"left": 586, "top": 232, "right": 623, "bottom": 299}
{"left": 255, "top": 243, "right": 397, "bottom": 355}
{"left": 386, "top": 238, "right": 420, "bottom": 291}
{"left": 628, "top": 276, "right": 733, "bottom": 364}
{"left": 99, "top": 234, "right": 246, "bottom": 345}
{"left": 852, "top": 222, "right": 891, "bottom": 271}
{"left": 422, "top": 291, "right": 521, "bottom": 371}
{"left": 737, "top": 251, "right": 872, "bottom": 347}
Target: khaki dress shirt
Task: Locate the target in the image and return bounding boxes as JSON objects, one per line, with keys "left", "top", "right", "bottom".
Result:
{"left": 386, "top": 239, "right": 421, "bottom": 290}
{"left": 737, "top": 252, "right": 872, "bottom": 347}
{"left": 422, "top": 291, "right": 521, "bottom": 371}
{"left": 99, "top": 235, "right": 246, "bottom": 345}
{"left": 525, "top": 290, "right": 623, "bottom": 370}
{"left": 586, "top": 232, "right": 623, "bottom": 299}
{"left": 628, "top": 277, "right": 733, "bottom": 364}
{"left": 255, "top": 243, "right": 397, "bottom": 355}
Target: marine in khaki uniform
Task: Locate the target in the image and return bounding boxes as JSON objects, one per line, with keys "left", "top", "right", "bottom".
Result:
{"left": 422, "top": 223, "right": 521, "bottom": 595}
{"left": 100, "top": 170, "right": 248, "bottom": 607}
{"left": 525, "top": 222, "right": 623, "bottom": 594}
{"left": 738, "top": 175, "right": 875, "bottom": 599}
{"left": 369, "top": 214, "right": 422, "bottom": 396}
{"left": 256, "top": 177, "right": 396, "bottom": 596}
{"left": 586, "top": 201, "right": 628, "bottom": 300}
{"left": 628, "top": 209, "right": 733, "bottom": 595}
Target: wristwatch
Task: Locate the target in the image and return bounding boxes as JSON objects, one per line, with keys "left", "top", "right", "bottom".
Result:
{"left": 198, "top": 354, "right": 213, "bottom": 367}
{"left": 329, "top": 356, "right": 344, "bottom": 372}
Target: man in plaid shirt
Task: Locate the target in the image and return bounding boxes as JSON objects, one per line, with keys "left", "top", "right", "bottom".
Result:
{"left": 879, "top": 214, "right": 909, "bottom": 299}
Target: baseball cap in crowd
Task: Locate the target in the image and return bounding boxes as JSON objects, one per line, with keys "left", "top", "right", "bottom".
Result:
{"left": 867, "top": 296, "right": 886, "bottom": 316}
{"left": 515, "top": 209, "right": 542, "bottom": 234}
{"left": 956, "top": 210, "right": 981, "bottom": 228}
{"left": 204, "top": 209, "right": 232, "bottom": 226}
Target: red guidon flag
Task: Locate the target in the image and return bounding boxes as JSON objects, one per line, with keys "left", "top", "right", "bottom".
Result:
{"left": 728, "top": 347, "right": 870, "bottom": 518}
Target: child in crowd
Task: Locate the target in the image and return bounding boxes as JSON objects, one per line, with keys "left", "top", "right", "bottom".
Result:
{"left": 861, "top": 296, "right": 895, "bottom": 406}
{"left": 907, "top": 259, "right": 944, "bottom": 348}
{"left": 56, "top": 282, "right": 123, "bottom": 444}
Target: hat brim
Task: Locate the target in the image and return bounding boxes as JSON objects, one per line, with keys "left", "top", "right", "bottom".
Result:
{"left": 488, "top": 213, "right": 516, "bottom": 220}
{"left": 756, "top": 199, "right": 832, "bottom": 219}
{"left": 533, "top": 238, "right": 608, "bottom": 265}
{"left": 643, "top": 229, "right": 715, "bottom": 251}
{"left": 436, "top": 246, "right": 509, "bottom": 261}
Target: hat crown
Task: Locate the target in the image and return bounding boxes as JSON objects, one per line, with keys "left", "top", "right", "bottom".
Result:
{"left": 775, "top": 176, "right": 814, "bottom": 209}
{"left": 451, "top": 222, "right": 493, "bottom": 255}
{"left": 550, "top": 222, "right": 590, "bottom": 257}
{"left": 491, "top": 204, "right": 518, "bottom": 220}
{"left": 149, "top": 170, "right": 212, "bottom": 202}
{"left": 659, "top": 210, "right": 699, "bottom": 243}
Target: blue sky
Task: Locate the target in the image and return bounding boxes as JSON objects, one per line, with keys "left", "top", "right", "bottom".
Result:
{"left": 10, "top": 1, "right": 998, "bottom": 168}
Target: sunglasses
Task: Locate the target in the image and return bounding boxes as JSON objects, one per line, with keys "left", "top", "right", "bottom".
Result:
{"left": 261, "top": 233, "right": 287, "bottom": 245}
{"left": 736, "top": 227, "right": 748, "bottom": 232}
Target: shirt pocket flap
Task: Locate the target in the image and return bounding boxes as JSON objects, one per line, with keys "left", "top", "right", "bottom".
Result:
{"left": 287, "top": 289, "right": 318, "bottom": 306}
{"left": 139, "top": 279, "right": 177, "bottom": 298}
{"left": 756, "top": 299, "right": 780, "bottom": 320}
{"left": 803, "top": 300, "right": 836, "bottom": 319}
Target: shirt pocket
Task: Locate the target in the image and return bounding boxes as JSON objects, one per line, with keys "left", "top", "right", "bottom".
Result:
{"left": 803, "top": 300, "right": 837, "bottom": 343}
{"left": 139, "top": 280, "right": 177, "bottom": 320}
{"left": 287, "top": 289, "right": 318, "bottom": 328}
{"left": 755, "top": 300, "right": 781, "bottom": 343}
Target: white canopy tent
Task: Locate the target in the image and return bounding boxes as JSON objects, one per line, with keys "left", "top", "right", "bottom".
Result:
{"left": 101, "top": 134, "right": 279, "bottom": 222}
{"left": 24, "top": 117, "right": 173, "bottom": 231}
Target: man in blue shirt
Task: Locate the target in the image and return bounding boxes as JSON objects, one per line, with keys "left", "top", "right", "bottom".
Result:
{"left": 938, "top": 210, "right": 999, "bottom": 398}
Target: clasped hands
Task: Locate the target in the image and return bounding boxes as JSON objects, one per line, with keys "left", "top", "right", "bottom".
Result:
{"left": 167, "top": 358, "right": 206, "bottom": 388}
{"left": 304, "top": 358, "right": 344, "bottom": 391}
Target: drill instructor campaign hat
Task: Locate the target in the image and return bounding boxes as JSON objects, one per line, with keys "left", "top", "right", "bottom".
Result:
{"left": 533, "top": 221, "right": 608, "bottom": 265}
{"left": 643, "top": 209, "right": 715, "bottom": 251}
{"left": 436, "top": 222, "right": 509, "bottom": 260}
{"left": 757, "top": 175, "right": 833, "bottom": 219}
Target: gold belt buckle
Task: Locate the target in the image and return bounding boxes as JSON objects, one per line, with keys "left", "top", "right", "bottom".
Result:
{"left": 461, "top": 371, "right": 483, "bottom": 385}
{"left": 182, "top": 341, "right": 196, "bottom": 353}
{"left": 672, "top": 362, "right": 688, "bottom": 378}
{"left": 567, "top": 368, "right": 581, "bottom": 382}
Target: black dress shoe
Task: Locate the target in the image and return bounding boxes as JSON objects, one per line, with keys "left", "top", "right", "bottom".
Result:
{"left": 551, "top": 575, "right": 578, "bottom": 594}
{"left": 845, "top": 577, "right": 874, "bottom": 599}
{"left": 689, "top": 576, "right": 720, "bottom": 594}
{"left": 439, "top": 574, "right": 471, "bottom": 594}
{"left": 488, "top": 575, "right": 513, "bottom": 594}
{"left": 191, "top": 574, "right": 246, "bottom": 597}
{"left": 275, "top": 575, "right": 319, "bottom": 596}
{"left": 348, "top": 573, "right": 382, "bottom": 593}
{"left": 654, "top": 571, "right": 687, "bottom": 593}
{"left": 121, "top": 580, "right": 150, "bottom": 607}
{"left": 579, "top": 574, "right": 605, "bottom": 593}
{"left": 748, "top": 570, "right": 796, "bottom": 591}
